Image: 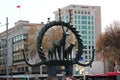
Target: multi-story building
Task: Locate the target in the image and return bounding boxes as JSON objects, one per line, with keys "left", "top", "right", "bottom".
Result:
{"left": 54, "top": 4, "right": 101, "bottom": 62}
{"left": 54, "top": 4, "right": 101, "bottom": 74}
{"left": 0, "top": 20, "right": 47, "bottom": 80}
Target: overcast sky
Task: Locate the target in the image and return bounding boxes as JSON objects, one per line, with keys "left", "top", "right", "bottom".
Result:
{"left": 0, "top": 0, "right": 120, "bottom": 32}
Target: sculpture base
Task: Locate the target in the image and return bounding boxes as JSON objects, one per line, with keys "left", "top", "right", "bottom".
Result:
{"left": 44, "top": 76, "right": 77, "bottom": 80}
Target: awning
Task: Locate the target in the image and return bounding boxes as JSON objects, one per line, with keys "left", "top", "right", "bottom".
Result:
{"left": 106, "top": 72, "right": 120, "bottom": 76}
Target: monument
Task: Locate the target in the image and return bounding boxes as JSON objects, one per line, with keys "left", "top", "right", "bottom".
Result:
{"left": 22, "top": 9, "right": 94, "bottom": 80}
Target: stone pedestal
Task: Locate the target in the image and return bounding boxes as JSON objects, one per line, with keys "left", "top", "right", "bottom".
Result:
{"left": 44, "top": 76, "right": 77, "bottom": 80}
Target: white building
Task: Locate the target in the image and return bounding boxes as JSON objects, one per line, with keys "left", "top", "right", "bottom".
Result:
{"left": 54, "top": 4, "right": 101, "bottom": 75}
{"left": 54, "top": 4, "right": 101, "bottom": 62}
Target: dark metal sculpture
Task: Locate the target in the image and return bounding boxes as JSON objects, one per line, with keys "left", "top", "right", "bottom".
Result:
{"left": 48, "top": 46, "right": 56, "bottom": 60}
{"left": 64, "top": 43, "right": 76, "bottom": 60}
{"left": 22, "top": 9, "right": 95, "bottom": 79}
{"left": 52, "top": 29, "right": 69, "bottom": 60}
{"left": 22, "top": 21, "right": 94, "bottom": 73}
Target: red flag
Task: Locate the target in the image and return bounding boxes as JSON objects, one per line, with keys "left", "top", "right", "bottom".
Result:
{"left": 17, "top": 5, "right": 20, "bottom": 8}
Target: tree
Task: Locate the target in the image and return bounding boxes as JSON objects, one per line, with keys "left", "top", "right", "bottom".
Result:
{"left": 42, "top": 26, "right": 76, "bottom": 50}
{"left": 25, "top": 25, "right": 41, "bottom": 60}
{"left": 96, "top": 21, "right": 120, "bottom": 71}
{"left": 25, "top": 25, "right": 76, "bottom": 60}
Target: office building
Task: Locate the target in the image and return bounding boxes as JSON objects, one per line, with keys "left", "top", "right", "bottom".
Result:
{"left": 54, "top": 4, "right": 101, "bottom": 62}
{"left": 54, "top": 4, "right": 101, "bottom": 74}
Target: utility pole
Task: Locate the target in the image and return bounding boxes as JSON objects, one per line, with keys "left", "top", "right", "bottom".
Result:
{"left": 6, "top": 17, "right": 9, "bottom": 80}
{"left": 0, "top": 17, "right": 9, "bottom": 80}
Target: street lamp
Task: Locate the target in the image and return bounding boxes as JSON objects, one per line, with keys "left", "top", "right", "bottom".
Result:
{"left": 6, "top": 17, "right": 9, "bottom": 80}
{"left": 0, "top": 17, "right": 9, "bottom": 80}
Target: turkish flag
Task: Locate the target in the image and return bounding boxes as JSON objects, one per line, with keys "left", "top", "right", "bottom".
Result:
{"left": 17, "top": 5, "right": 20, "bottom": 8}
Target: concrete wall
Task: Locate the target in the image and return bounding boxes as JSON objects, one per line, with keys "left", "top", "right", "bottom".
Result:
{"left": 85, "top": 61, "right": 104, "bottom": 74}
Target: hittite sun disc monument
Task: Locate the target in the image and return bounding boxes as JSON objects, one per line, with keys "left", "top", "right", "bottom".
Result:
{"left": 22, "top": 9, "right": 94, "bottom": 80}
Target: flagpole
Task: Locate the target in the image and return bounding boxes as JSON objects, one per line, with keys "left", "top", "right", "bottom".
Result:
{"left": 17, "top": 5, "right": 21, "bottom": 20}
{"left": 19, "top": 6, "right": 21, "bottom": 20}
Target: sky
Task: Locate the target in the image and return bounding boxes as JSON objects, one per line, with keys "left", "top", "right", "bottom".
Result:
{"left": 0, "top": 0, "right": 120, "bottom": 32}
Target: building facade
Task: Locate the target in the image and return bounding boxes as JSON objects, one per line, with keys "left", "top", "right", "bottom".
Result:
{"left": 54, "top": 4, "right": 101, "bottom": 62}
{"left": 54, "top": 4, "right": 101, "bottom": 74}
{"left": 0, "top": 20, "right": 47, "bottom": 80}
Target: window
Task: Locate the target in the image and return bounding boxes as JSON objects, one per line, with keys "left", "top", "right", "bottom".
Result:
{"left": 88, "top": 46, "right": 91, "bottom": 49}
{"left": 89, "top": 55, "right": 91, "bottom": 59}
{"left": 92, "top": 46, "right": 94, "bottom": 49}
{"left": 42, "top": 66, "right": 47, "bottom": 74}
{"left": 81, "top": 16, "right": 87, "bottom": 19}
{"left": 89, "top": 41, "right": 91, "bottom": 44}
{"left": 16, "top": 36, "right": 19, "bottom": 42}
{"left": 91, "top": 16, "right": 94, "bottom": 20}
{"left": 16, "top": 45, "right": 19, "bottom": 51}
{"left": 83, "top": 46, "right": 87, "bottom": 49}
{"left": 78, "top": 15, "right": 80, "bottom": 19}
{"left": 18, "top": 67, "right": 20, "bottom": 72}
{"left": 88, "top": 21, "right": 90, "bottom": 24}
{"left": 74, "top": 15, "right": 77, "bottom": 19}
{"left": 20, "top": 34, "right": 23, "bottom": 40}
{"left": 18, "top": 35, "right": 20, "bottom": 41}
{"left": 85, "top": 56, "right": 88, "bottom": 59}
{"left": 25, "top": 67, "right": 28, "bottom": 72}
{"left": 78, "top": 20, "right": 80, "bottom": 24}
{"left": 83, "top": 40, "right": 87, "bottom": 44}
{"left": 82, "top": 21, "right": 87, "bottom": 24}
{"left": 74, "top": 20, "right": 77, "bottom": 24}
{"left": 81, "top": 11, "right": 83, "bottom": 14}
{"left": 91, "top": 21, "right": 94, "bottom": 25}
{"left": 21, "top": 67, "right": 25, "bottom": 71}
{"left": 78, "top": 25, "right": 80, "bottom": 29}
{"left": 92, "top": 36, "right": 94, "bottom": 39}
{"left": 88, "top": 12, "right": 90, "bottom": 14}
{"left": 82, "top": 36, "right": 87, "bottom": 39}
{"left": 88, "top": 36, "right": 90, "bottom": 39}
{"left": 88, "top": 26, "right": 91, "bottom": 29}
{"left": 88, "top": 31, "right": 91, "bottom": 34}
{"left": 83, "top": 50, "right": 87, "bottom": 54}
{"left": 88, "top": 16, "right": 90, "bottom": 20}
{"left": 92, "top": 31, "right": 94, "bottom": 34}
{"left": 24, "top": 34, "right": 27, "bottom": 39}
{"left": 82, "top": 31, "right": 87, "bottom": 34}
{"left": 74, "top": 11, "right": 77, "bottom": 14}
{"left": 82, "top": 26, "right": 87, "bottom": 29}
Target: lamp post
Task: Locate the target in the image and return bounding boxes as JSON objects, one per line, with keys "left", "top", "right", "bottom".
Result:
{"left": 0, "top": 17, "right": 9, "bottom": 80}
{"left": 6, "top": 17, "right": 9, "bottom": 80}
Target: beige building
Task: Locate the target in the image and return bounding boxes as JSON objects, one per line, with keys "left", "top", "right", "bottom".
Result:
{"left": 0, "top": 20, "right": 47, "bottom": 80}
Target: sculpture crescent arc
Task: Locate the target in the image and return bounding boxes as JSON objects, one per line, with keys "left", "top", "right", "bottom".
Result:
{"left": 22, "top": 21, "right": 94, "bottom": 67}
